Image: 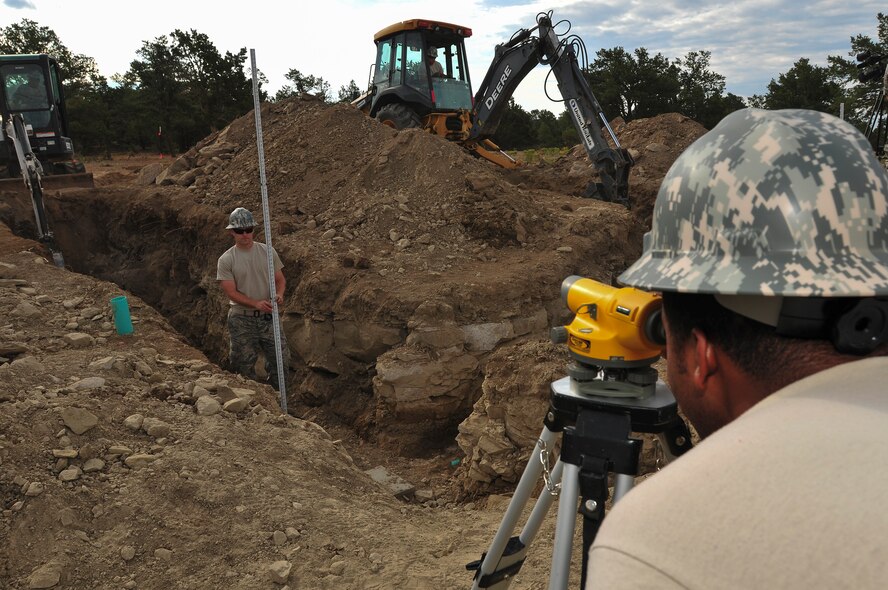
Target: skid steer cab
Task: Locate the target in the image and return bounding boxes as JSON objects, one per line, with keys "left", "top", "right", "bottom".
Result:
{"left": 0, "top": 54, "right": 91, "bottom": 185}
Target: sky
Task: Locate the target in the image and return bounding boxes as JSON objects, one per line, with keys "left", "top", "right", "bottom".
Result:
{"left": 0, "top": 0, "right": 884, "bottom": 114}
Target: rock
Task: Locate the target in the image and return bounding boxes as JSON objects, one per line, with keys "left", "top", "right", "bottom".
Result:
{"left": 223, "top": 397, "right": 250, "bottom": 413}
{"left": 0, "top": 342, "right": 27, "bottom": 356}
{"left": 79, "top": 306, "right": 102, "bottom": 319}
{"left": 215, "top": 385, "right": 238, "bottom": 403}
{"left": 52, "top": 449, "right": 78, "bottom": 458}
{"left": 123, "top": 414, "right": 144, "bottom": 431}
{"left": 58, "top": 466, "right": 82, "bottom": 482}
{"left": 82, "top": 458, "right": 105, "bottom": 473}
{"left": 70, "top": 377, "right": 106, "bottom": 391}
{"left": 12, "top": 301, "right": 41, "bottom": 318}
{"left": 364, "top": 466, "right": 416, "bottom": 499}
{"left": 329, "top": 560, "right": 347, "bottom": 576}
{"left": 10, "top": 355, "right": 42, "bottom": 371}
{"left": 78, "top": 442, "right": 102, "bottom": 460}
{"left": 272, "top": 530, "right": 287, "bottom": 546}
{"left": 136, "top": 163, "right": 164, "bottom": 186}
{"left": 24, "top": 482, "right": 44, "bottom": 497}
{"left": 107, "top": 445, "right": 133, "bottom": 456}
{"left": 124, "top": 454, "right": 157, "bottom": 470}
{"left": 63, "top": 333, "right": 95, "bottom": 348}
{"left": 192, "top": 385, "right": 211, "bottom": 398}
{"left": 415, "top": 488, "right": 436, "bottom": 502}
{"left": 195, "top": 396, "right": 222, "bottom": 416}
{"left": 62, "top": 296, "right": 84, "bottom": 309}
{"left": 133, "top": 360, "right": 153, "bottom": 376}
{"left": 88, "top": 356, "right": 119, "bottom": 371}
{"left": 268, "top": 561, "right": 292, "bottom": 584}
{"left": 120, "top": 546, "right": 136, "bottom": 561}
{"left": 154, "top": 548, "right": 173, "bottom": 561}
{"left": 60, "top": 406, "right": 99, "bottom": 434}
{"left": 194, "top": 376, "right": 227, "bottom": 392}
{"left": 27, "top": 562, "right": 62, "bottom": 589}
{"left": 141, "top": 417, "right": 171, "bottom": 438}
{"left": 462, "top": 322, "right": 515, "bottom": 353}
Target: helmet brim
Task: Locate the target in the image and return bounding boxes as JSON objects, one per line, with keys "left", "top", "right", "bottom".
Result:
{"left": 620, "top": 249, "right": 888, "bottom": 297}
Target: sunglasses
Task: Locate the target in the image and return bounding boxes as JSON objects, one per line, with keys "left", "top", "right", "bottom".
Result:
{"left": 232, "top": 227, "right": 254, "bottom": 235}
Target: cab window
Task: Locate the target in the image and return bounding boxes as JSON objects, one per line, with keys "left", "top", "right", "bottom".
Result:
{"left": 374, "top": 38, "right": 393, "bottom": 89}
{"left": 404, "top": 32, "right": 426, "bottom": 89}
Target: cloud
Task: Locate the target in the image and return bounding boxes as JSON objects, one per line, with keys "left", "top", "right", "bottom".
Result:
{"left": 3, "top": 0, "right": 36, "bottom": 9}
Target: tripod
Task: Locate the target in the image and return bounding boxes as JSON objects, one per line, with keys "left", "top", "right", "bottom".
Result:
{"left": 865, "top": 89, "right": 886, "bottom": 158}
{"left": 467, "top": 375, "right": 693, "bottom": 590}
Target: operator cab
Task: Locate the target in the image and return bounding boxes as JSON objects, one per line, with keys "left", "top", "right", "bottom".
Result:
{"left": 0, "top": 54, "right": 80, "bottom": 174}
{"left": 368, "top": 19, "right": 473, "bottom": 118}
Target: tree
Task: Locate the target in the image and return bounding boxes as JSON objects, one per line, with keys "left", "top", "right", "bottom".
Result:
{"left": 0, "top": 19, "right": 103, "bottom": 91}
{"left": 826, "top": 12, "right": 888, "bottom": 133}
{"left": 530, "top": 109, "right": 561, "bottom": 147}
{"left": 491, "top": 98, "right": 535, "bottom": 150}
{"left": 124, "top": 29, "right": 255, "bottom": 152}
{"left": 674, "top": 50, "right": 740, "bottom": 128}
{"left": 275, "top": 69, "right": 331, "bottom": 102}
{"left": 584, "top": 47, "right": 680, "bottom": 120}
{"left": 756, "top": 58, "right": 843, "bottom": 113}
{"left": 337, "top": 80, "right": 362, "bottom": 103}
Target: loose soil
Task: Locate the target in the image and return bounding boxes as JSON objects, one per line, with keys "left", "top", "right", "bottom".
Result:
{"left": 0, "top": 98, "right": 706, "bottom": 589}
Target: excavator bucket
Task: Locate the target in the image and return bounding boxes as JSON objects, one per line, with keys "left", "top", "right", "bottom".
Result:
{"left": 0, "top": 171, "right": 94, "bottom": 193}
{"left": 41, "top": 172, "right": 94, "bottom": 190}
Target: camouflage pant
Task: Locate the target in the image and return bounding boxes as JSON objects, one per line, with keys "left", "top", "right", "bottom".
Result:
{"left": 227, "top": 310, "right": 290, "bottom": 391}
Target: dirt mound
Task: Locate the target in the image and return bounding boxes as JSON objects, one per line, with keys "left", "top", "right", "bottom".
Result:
{"left": 515, "top": 113, "right": 708, "bottom": 228}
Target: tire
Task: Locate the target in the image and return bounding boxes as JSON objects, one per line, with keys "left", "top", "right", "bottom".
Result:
{"left": 375, "top": 103, "right": 422, "bottom": 130}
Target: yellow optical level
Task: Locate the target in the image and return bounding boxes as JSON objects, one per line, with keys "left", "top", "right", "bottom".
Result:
{"left": 553, "top": 276, "right": 665, "bottom": 368}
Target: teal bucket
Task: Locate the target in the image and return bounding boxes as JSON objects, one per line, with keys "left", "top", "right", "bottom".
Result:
{"left": 110, "top": 295, "right": 134, "bottom": 336}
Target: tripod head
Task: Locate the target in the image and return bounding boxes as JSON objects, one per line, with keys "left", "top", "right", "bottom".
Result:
{"left": 551, "top": 276, "right": 665, "bottom": 398}
{"left": 856, "top": 51, "right": 887, "bottom": 85}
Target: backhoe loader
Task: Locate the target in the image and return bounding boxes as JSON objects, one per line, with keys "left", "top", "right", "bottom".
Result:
{"left": 353, "top": 12, "right": 632, "bottom": 206}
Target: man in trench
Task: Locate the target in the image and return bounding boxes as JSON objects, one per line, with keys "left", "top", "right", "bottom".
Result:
{"left": 216, "top": 207, "right": 289, "bottom": 391}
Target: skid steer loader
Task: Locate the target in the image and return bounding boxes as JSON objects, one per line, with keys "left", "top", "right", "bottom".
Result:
{"left": 0, "top": 54, "right": 93, "bottom": 189}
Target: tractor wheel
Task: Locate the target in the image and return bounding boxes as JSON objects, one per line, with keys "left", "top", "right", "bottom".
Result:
{"left": 375, "top": 103, "right": 421, "bottom": 130}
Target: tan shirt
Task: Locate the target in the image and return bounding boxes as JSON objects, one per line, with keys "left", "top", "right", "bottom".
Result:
{"left": 586, "top": 356, "right": 888, "bottom": 589}
{"left": 216, "top": 242, "right": 283, "bottom": 313}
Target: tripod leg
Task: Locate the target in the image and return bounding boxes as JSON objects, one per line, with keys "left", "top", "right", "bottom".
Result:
{"left": 549, "top": 462, "right": 580, "bottom": 590}
{"left": 612, "top": 473, "right": 635, "bottom": 503}
{"left": 470, "top": 427, "right": 559, "bottom": 590}
{"left": 518, "top": 459, "right": 563, "bottom": 544}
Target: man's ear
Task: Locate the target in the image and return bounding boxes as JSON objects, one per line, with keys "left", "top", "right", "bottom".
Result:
{"left": 691, "top": 328, "right": 718, "bottom": 389}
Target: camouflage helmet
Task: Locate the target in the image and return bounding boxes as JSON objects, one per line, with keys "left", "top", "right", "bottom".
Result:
{"left": 619, "top": 108, "right": 888, "bottom": 298}
{"left": 225, "top": 207, "right": 255, "bottom": 229}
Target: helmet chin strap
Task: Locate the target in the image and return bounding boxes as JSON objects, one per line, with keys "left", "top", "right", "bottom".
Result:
{"left": 715, "top": 294, "right": 888, "bottom": 355}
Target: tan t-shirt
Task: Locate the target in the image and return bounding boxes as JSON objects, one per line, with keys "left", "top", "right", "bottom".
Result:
{"left": 216, "top": 242, "right": 283, "bottom": 313}
{"left": 586, "top": 356, "right": 888, "bottom": 589}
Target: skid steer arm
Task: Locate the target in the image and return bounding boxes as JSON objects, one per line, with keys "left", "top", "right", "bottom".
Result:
{"left": 3, "top": 114, "right": 65, "bottom": 266}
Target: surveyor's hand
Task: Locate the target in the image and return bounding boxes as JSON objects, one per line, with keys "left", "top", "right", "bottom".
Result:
{"left": 257, "top": 299, "right": 274, "bottom": 312}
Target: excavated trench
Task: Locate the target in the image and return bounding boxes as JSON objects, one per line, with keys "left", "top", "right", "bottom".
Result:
{"left": 0, "top": 185, "right": 508, "bottom": 457}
